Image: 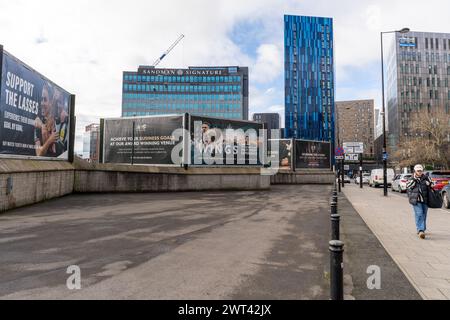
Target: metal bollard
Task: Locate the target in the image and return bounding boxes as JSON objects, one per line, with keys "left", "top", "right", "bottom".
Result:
{"left": 329, "top": 240, "right": 344, "bottom": 300}
{"left": 330, "top": 199, "right": 337, "bottom": 216}
{"left": 331, "top": 213, "right": 340, "bottom": 240}
{"left": 332, "top": 189, "right": 338, "bottom": 206}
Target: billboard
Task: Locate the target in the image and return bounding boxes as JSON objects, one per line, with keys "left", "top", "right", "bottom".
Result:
{"left": 295, "top": 140, "right": 331, "bottom": 169}
{"left": 102, "top": 115, "right": 184, "bottom": 165}
{"left": 190, "top": 115, "right": 264, "bottom": 166}
{"left": 0, "top": 49, "right": 72, "bottom": 159}
{"left": 268, "top": 139, "right": 293, "bottom": 170}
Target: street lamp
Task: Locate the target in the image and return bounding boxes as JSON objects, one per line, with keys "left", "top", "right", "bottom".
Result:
{"left": 380, "top": 27, "right": 410, "bottom": 196}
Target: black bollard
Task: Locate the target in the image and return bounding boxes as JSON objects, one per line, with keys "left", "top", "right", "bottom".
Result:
{"left": 329, "top": 240, "right": 344, "bottom": 300}
{"left": 331, "top": 213, "right": 340, "bottom": 240}
{"left": 332, "top": 189, "right": 338, "bottom": 206}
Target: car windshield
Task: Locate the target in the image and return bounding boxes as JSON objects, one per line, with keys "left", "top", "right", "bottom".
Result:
{"left": 430, "top": 172, "right": 450, "bottom": 178}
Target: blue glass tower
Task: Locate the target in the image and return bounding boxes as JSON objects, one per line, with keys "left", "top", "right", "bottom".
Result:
{"left": 284, "top": 15, "right": 335, "bottom": 148}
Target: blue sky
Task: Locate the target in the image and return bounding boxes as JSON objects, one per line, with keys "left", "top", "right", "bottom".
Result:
{"left": 2, "top": 0, "right": 450, "bottom": 152}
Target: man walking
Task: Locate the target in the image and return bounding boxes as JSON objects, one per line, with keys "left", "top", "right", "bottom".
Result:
{"left": 406, "top": 164, "right": 432, "bottom": 239}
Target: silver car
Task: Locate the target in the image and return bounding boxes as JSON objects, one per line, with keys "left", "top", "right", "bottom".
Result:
{"left": 392, "top": 174, "right": 412, "bottom": 193}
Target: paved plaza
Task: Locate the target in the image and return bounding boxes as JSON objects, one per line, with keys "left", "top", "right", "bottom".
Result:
{"left": 0, "top": 185, "right": 419, "bottom": 300}
{"left": 343, "top": 184, "right": 450, "bottom": 300}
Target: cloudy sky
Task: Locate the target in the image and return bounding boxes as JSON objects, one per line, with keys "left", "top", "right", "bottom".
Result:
{"left": 1, "top": 0, "right": 450, "bottom": 152}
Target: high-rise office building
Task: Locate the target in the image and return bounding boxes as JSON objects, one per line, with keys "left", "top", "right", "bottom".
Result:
{"left": 284, "top": 14, "right": 335, "bottom": 149}
{"left": 386, "top": 31, "right": 450, "bottom": 152}
{"left": 252, "top": 112, "right": 280, "bottom": 139}
{"left": 335, "top": 100, "right": 375, "bottom": 158}
{"left": 122, "top": 66, "right": 248, "bottom": 120}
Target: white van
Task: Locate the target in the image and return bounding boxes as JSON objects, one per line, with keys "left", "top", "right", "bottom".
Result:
{"left": 369, "top": 168, "right": 395, "bottom": 188}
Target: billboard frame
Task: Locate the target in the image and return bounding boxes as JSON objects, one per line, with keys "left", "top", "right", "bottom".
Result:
{"left": 0, "top": 46, "right": 75, "bottom": 162}
{"left": 101, "top": 113, "right": 186, "bottom": 167}
{"left": 268, "top": 138, "right": 294, "bottom": 171}
{"left": 294, "top": 139, "right": 332, "bottom": 170}
{"left": 188, "top": 114, "right": 265, "bottom": 168}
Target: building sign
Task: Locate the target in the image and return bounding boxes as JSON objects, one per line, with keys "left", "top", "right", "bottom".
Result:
{"left": 0, "top": 49, "right": 73, "bottom": 159}
{"left": 137, "top": 67, "right": 230, "bottom": 76}
{"left": 103, "top": 115, "right": 184, "bottom": 165}
{"left": 295, "top": 140, "right": 331, "bottom": 169}
{"left": 399, "top": 37, "right": 416, "bottom": 48}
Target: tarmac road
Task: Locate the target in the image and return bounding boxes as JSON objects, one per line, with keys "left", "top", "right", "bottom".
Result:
{"left": 0, "top": 185, "right": 333, "bottom": 299}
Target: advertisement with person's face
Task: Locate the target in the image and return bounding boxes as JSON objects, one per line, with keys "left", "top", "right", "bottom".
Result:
{"left": 269, "top": 139, "right": 293, "bottom": 170}
{"left": 295, "top": 140, "right": 331, "bottom": 169}
{"left": 0, "top": 50, "right": 71, "bottom": 159}
{"left": 190, "top": 115, "right": 263, "bottom": 166}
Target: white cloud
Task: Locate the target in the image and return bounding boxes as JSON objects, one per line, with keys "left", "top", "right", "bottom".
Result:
{"left": 3, "top": 0, "right": 450, "bottom": 152}
{"left": 251, "top": 44, "right": 283, "bottom": 84}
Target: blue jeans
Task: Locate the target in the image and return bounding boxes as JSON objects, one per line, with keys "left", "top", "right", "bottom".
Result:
{"left": 412, "top": 202, "right": 428, "bottom": 233}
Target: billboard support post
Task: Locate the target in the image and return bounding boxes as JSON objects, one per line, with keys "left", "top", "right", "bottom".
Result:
{"left": 99, "top": 118, "right": 105, "bottom": 163}
{"left": 183, "top": 113, "right": 189, "bottom": 170}
{"left": 131, "top": 120, "right": 135, "bottom": 165}
{"left": 68, "top": 95, "right": 76, "bottom": 163}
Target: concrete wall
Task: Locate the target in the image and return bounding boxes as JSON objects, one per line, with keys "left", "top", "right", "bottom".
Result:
{"left": 1, "top": 157, "right": 333, "bottom": 213}
{"left": 0, "top": 159, "right": 74, "bottom": 212}
{"left": 271, "top": 170, "right": 334, "bottom": 185}
{"left": 73, "top": 161, "right": 271, "bottom": 193}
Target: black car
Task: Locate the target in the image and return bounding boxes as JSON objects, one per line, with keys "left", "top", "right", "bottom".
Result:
{"left": 441, "top": 184, "right": 450, "bottom": 209}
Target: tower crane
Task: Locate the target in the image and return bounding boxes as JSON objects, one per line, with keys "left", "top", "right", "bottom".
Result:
{"left": 152, "top": 34, "right": 185, "bottom": 67}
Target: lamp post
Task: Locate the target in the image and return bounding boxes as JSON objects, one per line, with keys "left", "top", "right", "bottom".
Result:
{"left": 380, "top": 27, "right": 409, "bottom": 196}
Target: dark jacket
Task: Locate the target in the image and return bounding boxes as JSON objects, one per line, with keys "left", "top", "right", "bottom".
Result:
{"left": 406, "top": 174, "right": 432, "bottom": 205}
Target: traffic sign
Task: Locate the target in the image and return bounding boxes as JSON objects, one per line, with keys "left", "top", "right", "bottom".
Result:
{"left": 343, "top": 142, "right": 364, "bottom": 154}
{"left": 345, "top": 153, "right": 359, "bottom": 162}
{"left": 383, "top": 152, "right": 389, "bottom": 160}
{"left": 335, "top": 147, "right": 344, "bottom": 156}
{"left": 335, "top": 156, "right": 344, "bottom": 160}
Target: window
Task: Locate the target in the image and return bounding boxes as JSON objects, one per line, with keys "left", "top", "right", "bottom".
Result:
{"left": 425, "top": 38, "right": 428, "bottom": 49}
{"left": 431, "top": 38, "right": 434, "bottom": 49}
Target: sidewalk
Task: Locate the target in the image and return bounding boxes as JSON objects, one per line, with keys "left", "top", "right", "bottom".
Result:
{"left": 343, "top": 184, "right": 450, "bottom": 300}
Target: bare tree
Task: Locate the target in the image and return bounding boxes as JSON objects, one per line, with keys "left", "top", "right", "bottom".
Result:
{"left": 394, "top": 108, "right": 450, "bottom": 169}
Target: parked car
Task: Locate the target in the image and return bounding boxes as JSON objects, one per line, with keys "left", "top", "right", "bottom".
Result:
{"left": 424, "top": 171, "right": 450, "bottom": 191}
{"left": 369, "top": 168, "right": 395, "bottom": 188}
{"left": 392, "top": 173, "right": 412, "bottom": 193}
{"left": 343, "top": 175, "right": 351, "bottom": 183}
{"left": 441, "top": 184, "right": 450, "bottom": 209}
{"left": 354, "top": 173, "right": 370, "bottom": 184}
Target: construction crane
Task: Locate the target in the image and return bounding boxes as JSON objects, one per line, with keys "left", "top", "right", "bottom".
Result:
{"left": 152, "top": 34, "right": 185, "bottom": 67}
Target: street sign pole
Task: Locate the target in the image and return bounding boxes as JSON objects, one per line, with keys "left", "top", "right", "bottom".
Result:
{"left": 360, "top": 154, "right": 363, "bottom": 189}
{"left": 341, "top": 159, "right": 345, "bottom": 188}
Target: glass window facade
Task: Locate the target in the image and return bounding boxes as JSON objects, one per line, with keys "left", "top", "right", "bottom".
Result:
{"left": 121, "top": 66, "right": 248, "bottom": 120}
{"left": 386, "top": 31, "right": 450, "bottom": 151}
{"left": 284, "top": 15, "right": 335, "bottom": 149}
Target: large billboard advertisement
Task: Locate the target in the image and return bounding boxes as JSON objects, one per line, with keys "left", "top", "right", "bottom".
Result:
{"left": 103, "top": 115, "right": 184, "bottom": 165}
{"left": 0, "top": 49, "right": 72, "bottom": 159}
{"left": 268, "top": 139, "right": 293, "bottom": 170}
{"left": 190, "top": 115, "right": 264, "bottom": 166}
{"left": 295, "top": 140, "right": 331, "bottom": 169}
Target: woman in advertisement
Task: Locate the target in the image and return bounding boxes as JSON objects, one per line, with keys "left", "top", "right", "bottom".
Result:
{"left": 34, "top": 82, "right": 68, "bottom": 157}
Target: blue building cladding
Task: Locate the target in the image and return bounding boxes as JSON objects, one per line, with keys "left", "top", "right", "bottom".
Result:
{"left": 284, "top": 15, "right": 335, "bottom": 149}
{"left": 121, "top": 66, "right": 249, "bottom": 120}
